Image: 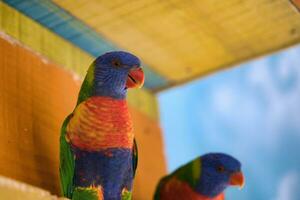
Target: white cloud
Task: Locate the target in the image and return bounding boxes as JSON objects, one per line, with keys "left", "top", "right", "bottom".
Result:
{"left": 210, "top": 48, "right": 300, "bottom": 150}
{"left": 274, "top": 171, "right": 299, "bottom": 200}
{"left": 250, "top": 51, "right": 300, "bottom": 137}
{"left": 212, "top": 86, "right": 236, "bottom": 114}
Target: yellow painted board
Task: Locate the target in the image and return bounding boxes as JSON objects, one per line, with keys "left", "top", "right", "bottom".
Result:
{"left": 0, "top": 2, "right": 158, "bottom": 119}
{"left": 54, "top": 0, "right": 300, "bottom": 85}
{"left": 19, "top": 13, "right": 42, "bottom": 54}
{"left": 0, "top": 2, "right": 93, "bottom": 77}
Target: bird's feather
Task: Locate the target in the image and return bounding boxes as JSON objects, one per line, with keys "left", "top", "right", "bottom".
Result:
{"left": 72, "top": 187, "right": 100, "bottom": 200}
{"left": 77, "top": 63, "right": 95, "bottom": 106}
{"left": 59, "top": 52, "right": 143, "bottom": 199}
{"left": 154, "top": 153, "right": 243, "bottom": 200}
{"left": 59, "top": 114, "right": 75, "bottom": 198}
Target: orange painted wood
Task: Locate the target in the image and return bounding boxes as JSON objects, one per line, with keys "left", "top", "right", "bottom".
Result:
{"left": 0, "top": 35, "right": 80, "bottom": 194}
{"left": 0, "top": 35, "right": 166, "bottom": 198}
{"left": 131, "top": 108, "right": 166, "bottom": 199}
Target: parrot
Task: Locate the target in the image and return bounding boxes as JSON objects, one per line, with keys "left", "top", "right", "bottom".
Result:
{"left": 59, "top": 51, "right": 145, "bottom": 200}
{"left": 154, "top": 153, "right": 245, "bottom": 200}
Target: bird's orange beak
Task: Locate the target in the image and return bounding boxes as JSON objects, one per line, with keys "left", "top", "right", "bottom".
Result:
{"left": 229, "top": 171, "right": 245, "bottom": 189}
{"left": 126, "top": 67, "right": 144, "bottom": 89}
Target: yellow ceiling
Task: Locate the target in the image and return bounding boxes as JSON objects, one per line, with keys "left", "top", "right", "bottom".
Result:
{"left": 54, "top": 0, "right": 300, "bottom": 88}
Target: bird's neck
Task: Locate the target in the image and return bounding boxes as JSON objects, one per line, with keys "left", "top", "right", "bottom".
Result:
{"left": 94, "top": 85, "right": 127, "bottom": 99}
{"left": 93, "top": 67, "right": 128, "bottom": 99}
{"left": 196, "top": 177, "right": 227, "bottom": 198}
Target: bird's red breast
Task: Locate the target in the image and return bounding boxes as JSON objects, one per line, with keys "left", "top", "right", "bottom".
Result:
{"left": 66, "top": 96, "right": 133, "bottom": 151}
{"left": 160, "top": 178, "right": 225, "bottom": 200}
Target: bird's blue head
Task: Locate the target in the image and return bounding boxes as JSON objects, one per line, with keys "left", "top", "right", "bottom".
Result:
{"left": 196, "top": 153, "right": 244, "bottom": 197}
{"left": 92, "top": 51, "right": 144, "bottom": 99}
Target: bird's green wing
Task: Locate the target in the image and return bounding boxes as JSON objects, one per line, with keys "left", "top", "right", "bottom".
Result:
{"left": 154, "top": 158, "right": 201, "bottom": 200}
{"left": 173, "top": 158, "right": 201, "bottom": 188}
{"left": 59, "top": 61, "right": 94, "bottom": 198}
{"left": 153, "top": 176, "right": 170, "bottom": 200}
{"left": 132, "top": 138, "right": 138, "bottom": 178}
{"left": 77, "top": 63, "right": 95, "bottom": 106}
{"left": 59, "top": 114, "right": 75, "bottom": 198}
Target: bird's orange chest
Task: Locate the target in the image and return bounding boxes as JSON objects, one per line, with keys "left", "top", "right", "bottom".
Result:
{"left": 66, "top": 96, "right": 133, "bottom": 151}
{"left": 161, "top": 178, "right": 225, "bottom": 200}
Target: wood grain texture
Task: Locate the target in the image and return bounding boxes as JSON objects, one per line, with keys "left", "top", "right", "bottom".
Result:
{"left": 0, "top": 34, "right": 166, "bottom": 199}
{"left": 54, "top": 0, "right": 300, "bottom": 87}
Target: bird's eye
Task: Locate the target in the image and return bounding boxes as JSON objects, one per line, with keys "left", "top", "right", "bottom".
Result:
{"left": 216, "top": 166, "right": 225, "bottom": 173}
{"left": 112, "top": 59, "right": 122, "bottom": 68}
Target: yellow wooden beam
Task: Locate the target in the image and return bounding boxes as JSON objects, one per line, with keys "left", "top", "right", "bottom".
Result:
{"left": 54, "top": 0, "right": 300, "bottom": 86}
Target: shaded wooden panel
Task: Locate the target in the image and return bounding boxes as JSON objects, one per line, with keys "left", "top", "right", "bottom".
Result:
{"left": 0, "top": 34, "right": 166, "bottom": 198}
{"left": 0, "top": 34, "right": 80, "bottom": 194}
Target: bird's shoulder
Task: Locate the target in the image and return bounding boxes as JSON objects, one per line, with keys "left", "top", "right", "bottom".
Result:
{"left": 158, "top": 177, "right": 202, "bottom": 200}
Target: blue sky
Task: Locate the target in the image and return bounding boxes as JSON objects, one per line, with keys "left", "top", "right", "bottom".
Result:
{"left": 158, "top": 46, "right": 300, "bottom": 200}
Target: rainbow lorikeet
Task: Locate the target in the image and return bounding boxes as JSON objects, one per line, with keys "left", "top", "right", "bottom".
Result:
{"left": 59, "top": 51, "right": 144, "bottom": 200}
{"left": 154, "top": 153, "right": 245, "bottom": 200}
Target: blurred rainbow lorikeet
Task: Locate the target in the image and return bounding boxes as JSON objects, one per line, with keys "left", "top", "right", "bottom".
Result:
{"left": 59, "top": 51, "right": 144, "bottom": 200}
{"left": 154, "top": 153, "right": 245, "bottom": 200}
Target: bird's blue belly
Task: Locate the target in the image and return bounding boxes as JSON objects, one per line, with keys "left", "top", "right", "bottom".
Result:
{"left": 72, "top": 147, "right": 133, "bottom": 199}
